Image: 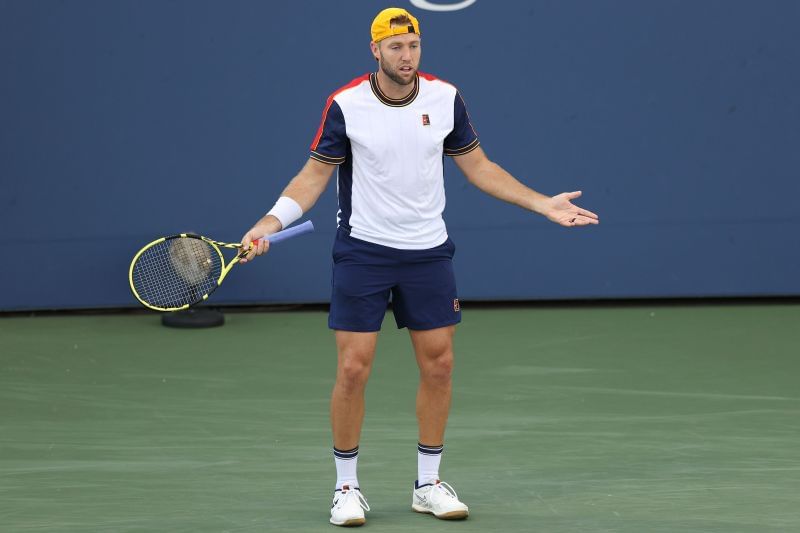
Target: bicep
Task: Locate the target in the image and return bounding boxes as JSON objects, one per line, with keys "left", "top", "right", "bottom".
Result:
{"left": 452, "top": 145, "right": 490, "bottom": 183}
{"left": 283, "top": 158, "right": 336, "bottom": 210}
{"left": 302, "top": 157, "right": 337, "bottom": 182}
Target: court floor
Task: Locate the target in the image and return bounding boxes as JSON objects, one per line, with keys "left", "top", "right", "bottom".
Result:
{"left": 1, "top": 303, "right": 799, "bottom": 532}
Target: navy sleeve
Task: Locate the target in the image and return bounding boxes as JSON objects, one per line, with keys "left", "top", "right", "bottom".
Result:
{"left": 310, "top": 100, "right": 347, "bottom": 165}
{"left": 443, "top": 91, "right": 480, "bottom": 156}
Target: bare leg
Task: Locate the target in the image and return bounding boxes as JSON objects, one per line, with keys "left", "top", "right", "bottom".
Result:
{"left": 410, "top": 325, "right": 456, "bottom": 445}
{"left": 331, "top": 330, "right": 379, "bottom": 450}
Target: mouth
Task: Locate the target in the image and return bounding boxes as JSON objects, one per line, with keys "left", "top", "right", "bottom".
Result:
{"left": 398, "top": 65, "right": 414, "bottom": 74}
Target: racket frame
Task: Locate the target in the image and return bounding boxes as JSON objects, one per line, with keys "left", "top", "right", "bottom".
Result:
{"left": 128, "top": 220, "right": 315, "bottom": 312}
{"left": 128, "top": 233, "right": 237, "bottom": 312}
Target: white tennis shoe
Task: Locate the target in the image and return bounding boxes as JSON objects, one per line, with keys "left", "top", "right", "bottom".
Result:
{"left": 330, "top": 485, "right": 370, "bottom": 527}
{"left": 412, "top": 480, "right": 469, "bottom": 520}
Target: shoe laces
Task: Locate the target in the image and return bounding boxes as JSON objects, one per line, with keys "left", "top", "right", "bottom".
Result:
{"left": 338, "top": 487, "right": 370, "bottom": 512}
{"left": 431, "top": 481, "right": 459, "bottom": 504}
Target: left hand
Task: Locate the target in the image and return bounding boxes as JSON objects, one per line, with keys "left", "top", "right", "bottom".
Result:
{"left": 541, "top": 191, "right": 599, "bottom": 227}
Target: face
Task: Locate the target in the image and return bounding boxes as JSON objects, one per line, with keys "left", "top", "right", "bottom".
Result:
{"left": 372, "top": 33, "right": 421, "bottom": 86}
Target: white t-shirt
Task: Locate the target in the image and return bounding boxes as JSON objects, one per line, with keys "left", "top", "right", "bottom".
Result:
{"left": 310, "top": 72, "right": 480, "bottom": 250}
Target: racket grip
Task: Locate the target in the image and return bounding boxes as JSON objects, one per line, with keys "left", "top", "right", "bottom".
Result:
{"left": 257, "top": 220, "right": 315, "bottom": 245}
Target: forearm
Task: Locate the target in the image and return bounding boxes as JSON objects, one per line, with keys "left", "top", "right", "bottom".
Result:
{"left": 466, "top": 159, "right": 549, "bottom": 215}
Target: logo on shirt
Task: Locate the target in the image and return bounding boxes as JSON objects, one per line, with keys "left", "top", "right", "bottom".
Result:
{"left": 453, "top": 298, "right": 460, "bottom": 312}
{"left": 422, "top": 114, "right": 430, "bottom": 126}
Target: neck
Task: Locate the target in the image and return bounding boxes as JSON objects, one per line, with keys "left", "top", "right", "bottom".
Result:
{"left": 375, "top": 69, "right": 416, "bottom": 100}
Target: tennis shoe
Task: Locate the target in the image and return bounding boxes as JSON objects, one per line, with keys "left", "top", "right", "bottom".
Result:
{"left": 330, "top": 485, "right": 370, "bottom": 527}
{"left": 412, "top": 480, "right": 469, "bottom": 520}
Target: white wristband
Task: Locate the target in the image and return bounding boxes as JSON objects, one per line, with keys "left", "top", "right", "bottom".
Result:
{"left": 266, "top": 196, "right": 303, "bottom": 229}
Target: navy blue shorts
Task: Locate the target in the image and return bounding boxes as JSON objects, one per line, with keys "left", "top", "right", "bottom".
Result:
{"left": 329, "top": 229, "right": 461, "bottom": 332}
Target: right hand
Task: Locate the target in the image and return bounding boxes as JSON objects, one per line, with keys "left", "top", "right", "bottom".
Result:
{"left": 238, "top": 217, "right": 282, "bottom": 263}
{"left": 238, "top": 229, "right": 269, "bottom": 263}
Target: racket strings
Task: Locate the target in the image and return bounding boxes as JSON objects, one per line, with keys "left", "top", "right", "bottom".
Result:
{"left": 131, "top": 238, "right": 222, "bottom": 309}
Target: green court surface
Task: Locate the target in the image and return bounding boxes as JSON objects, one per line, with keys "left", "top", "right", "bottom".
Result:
{"left": 1, "top": 304, "right": 799, "bottom": 532}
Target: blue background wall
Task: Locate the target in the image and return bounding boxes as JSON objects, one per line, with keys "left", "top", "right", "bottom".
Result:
{"left": 1, "top": 0, "right": 798, "bottom": 311}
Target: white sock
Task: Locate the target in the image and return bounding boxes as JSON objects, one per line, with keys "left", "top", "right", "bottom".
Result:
{"left": 417, "top": 442, "right": 443, "bottom": 485}
{"left": 333, "top": 446, "right": 359, "bottom": 490}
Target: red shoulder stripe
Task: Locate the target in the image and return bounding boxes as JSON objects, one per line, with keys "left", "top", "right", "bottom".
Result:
{"left": 310, "top": 74, "right": 370, "bottom": 151}
{"left": 418, "top": 71, "right": 453, "bottom": 87}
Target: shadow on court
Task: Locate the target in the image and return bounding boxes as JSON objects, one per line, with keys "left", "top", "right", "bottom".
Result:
{"left": 1, "top": 304, "right": 798, "bottom": 532}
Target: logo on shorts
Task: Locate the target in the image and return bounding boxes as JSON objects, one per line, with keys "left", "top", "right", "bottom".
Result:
{"left": 422, "top": 114, "right": 430, "bottom": 126}
{"left": 453, "top": 298, "right": 460, "bottom": 312}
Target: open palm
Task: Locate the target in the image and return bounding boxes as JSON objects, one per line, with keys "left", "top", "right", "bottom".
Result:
{"left": 542, "top": 191, "right": 600, "bottom": 227}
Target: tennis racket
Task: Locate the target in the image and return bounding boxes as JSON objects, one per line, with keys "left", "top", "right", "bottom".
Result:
{"left": 129, "top": 220, "right": 314, "bottom": 312}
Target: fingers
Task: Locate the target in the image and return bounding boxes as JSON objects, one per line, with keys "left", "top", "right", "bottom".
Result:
{"left": 557, "top": 191, "right": 598, "bottom": 226}
{"left": 561, "top": 204, "right": 599, "bottom": 227}
{"left": 565, "top": 213, "right": 599, "bottom": 227}
{"left": 238, "top": 233, "right": 251, "bottom": 263}
{"left": 576, "top": 207, "right": 599, "bottom": 220}
{"left": 548, "top": 192, "right": 599, "bottom": 228}
{"left": 239, "top": 232, "right": 271, "bottom": 263}
{"left": 573, "top": 215, "right": 599, "bottom": 226}
{"left": 255, "top": 238, "right": 271, "bottom": 257}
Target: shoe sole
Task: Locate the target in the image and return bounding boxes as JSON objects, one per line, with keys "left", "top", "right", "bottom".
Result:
{"left": 329, "top": 517, "right": 366, "bottom": 527}
{"left": 412, "top": 504, "right": 469, "bottom": 520}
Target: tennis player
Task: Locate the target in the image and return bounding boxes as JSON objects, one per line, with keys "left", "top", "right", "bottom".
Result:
{"left": 240, "top": 7, "right": 599, "bottom": 527}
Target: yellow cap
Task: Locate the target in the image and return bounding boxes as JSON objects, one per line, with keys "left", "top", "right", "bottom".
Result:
{"left": 371, "top": 7, "right": 420, "bottom": 43}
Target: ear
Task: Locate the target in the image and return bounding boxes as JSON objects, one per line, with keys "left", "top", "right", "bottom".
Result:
{"left": 370, "top": 41, "right": 380, "bottom": 61}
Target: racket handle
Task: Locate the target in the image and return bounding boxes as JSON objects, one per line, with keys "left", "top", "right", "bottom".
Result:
{"left": 255, "top": 220, "right": 315, "bottom": 245}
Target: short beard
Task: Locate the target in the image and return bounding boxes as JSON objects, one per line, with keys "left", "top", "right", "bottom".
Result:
{"left": 379, "top": 55, "right": 416, "bottom": 86}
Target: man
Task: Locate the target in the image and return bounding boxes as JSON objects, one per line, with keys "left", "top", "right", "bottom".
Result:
{"left": 239, "top": 7, "right": 599, "bottom": 527}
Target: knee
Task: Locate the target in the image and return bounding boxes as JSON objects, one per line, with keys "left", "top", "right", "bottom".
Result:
{"left": 420, "top": 351, "right": 454, "bottom": 385}
{"left": 337, "top": 355, "right": 372, "bottom": 392}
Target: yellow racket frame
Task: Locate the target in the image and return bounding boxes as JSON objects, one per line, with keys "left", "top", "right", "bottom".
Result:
{"left": 128, "top": 233, "right": 248, "bottom": 312}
